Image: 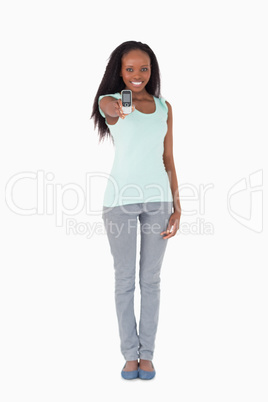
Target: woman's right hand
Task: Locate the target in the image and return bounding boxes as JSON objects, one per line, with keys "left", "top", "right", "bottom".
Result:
{"left": 109, "top": 99, "right": 135, "bottom": 119}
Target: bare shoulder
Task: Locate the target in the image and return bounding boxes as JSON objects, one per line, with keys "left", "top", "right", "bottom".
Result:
{"left": 164, "top": 100, "right": 173, "bottom": 121}
{"left": 165, "top": 100, "right": 172, "bottom": 111}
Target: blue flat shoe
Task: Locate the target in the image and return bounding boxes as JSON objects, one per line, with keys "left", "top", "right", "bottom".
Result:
{"left": 138, "top": 362, "right": 156, "bottom": 380}
{"left": 121, "top": 362, "right": 139, "bottom": 380}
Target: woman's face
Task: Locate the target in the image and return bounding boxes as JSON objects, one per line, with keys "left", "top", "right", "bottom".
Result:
{"left": 120, "top": 49, "right": 151, "bottom": 93}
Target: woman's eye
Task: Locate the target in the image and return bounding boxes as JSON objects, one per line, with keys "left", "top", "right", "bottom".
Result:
{"left": 126, "top": 68, "right": 148, "bottom": 72}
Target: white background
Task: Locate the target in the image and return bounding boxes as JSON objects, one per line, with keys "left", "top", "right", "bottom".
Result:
{"left": 1, "top": 0, "right": 267, "bottom": 400}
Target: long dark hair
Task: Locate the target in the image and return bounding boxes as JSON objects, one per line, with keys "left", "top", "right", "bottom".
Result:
{"left": 90, "top": 41, "right": 162, "bottom": 144}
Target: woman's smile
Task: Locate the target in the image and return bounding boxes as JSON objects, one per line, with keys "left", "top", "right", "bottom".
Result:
{"left": 130, "top": 81, "right": 143, "bottom": 87}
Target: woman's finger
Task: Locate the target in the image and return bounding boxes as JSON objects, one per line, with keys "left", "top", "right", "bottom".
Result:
{"left": 117, "top": 99, "right": 126, "bottom": 119}
{"left": 160, "top": 221, "right": 178, "bottom": 239}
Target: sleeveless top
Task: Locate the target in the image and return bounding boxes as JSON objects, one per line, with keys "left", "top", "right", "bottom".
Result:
{"left": 98, "top": 92, "right": 173, "bottom": 207}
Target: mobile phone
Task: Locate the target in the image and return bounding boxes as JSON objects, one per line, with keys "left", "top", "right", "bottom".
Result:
{"left": 121, "top": 90, "right": 132, "bottom": 114}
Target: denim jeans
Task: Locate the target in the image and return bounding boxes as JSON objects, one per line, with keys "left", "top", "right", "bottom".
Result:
{"left": 102, "top": 201, "right": 173, "bottom": 361}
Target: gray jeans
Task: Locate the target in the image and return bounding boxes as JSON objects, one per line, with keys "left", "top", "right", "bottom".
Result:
{"left": 102, "top": 201, "right": 173, "bottom": 361}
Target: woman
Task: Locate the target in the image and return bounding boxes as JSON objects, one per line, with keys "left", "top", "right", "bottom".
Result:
{"left": 91, "top": 41, "right": 181, "bottom": 380}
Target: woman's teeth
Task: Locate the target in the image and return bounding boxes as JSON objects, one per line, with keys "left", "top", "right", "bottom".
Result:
{"left": 131, "top": 81, "right": 142, "bottom": 86}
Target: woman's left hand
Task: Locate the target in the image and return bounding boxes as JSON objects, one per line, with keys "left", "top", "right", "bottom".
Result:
{"left": 160, "top": 211, "right": 181, "bottom": 239}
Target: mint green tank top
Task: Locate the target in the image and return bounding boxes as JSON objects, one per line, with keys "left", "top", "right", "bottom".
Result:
{"left": 98, "top": 92, "right": 173, "bottom": 207}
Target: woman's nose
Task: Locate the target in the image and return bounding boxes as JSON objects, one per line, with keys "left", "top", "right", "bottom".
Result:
{"left": 132, "top": 74, "right": 141, "bottom": 80}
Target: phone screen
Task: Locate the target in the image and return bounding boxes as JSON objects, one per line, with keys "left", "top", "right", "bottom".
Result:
{"left": 122, "top": 90, "right": 132, "bottom": 105}
{"left": 123, "top": 92, "right": 131, "bottom": 102}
